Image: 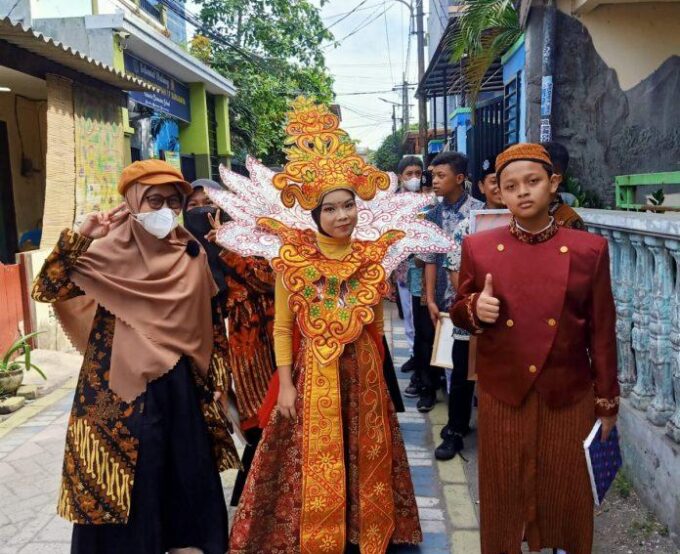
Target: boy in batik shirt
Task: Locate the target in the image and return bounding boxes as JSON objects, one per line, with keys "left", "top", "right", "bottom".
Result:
{"left": 418, "top": 151, "right": 483, "bottom": 461}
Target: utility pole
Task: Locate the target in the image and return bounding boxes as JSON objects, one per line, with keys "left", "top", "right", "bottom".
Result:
{"left": 416, "top": 0, "right": 427, "bottom": 159}
{"left": 401, "top": 74, "right": 410, "bottom": 131}
{"left": 380, "top": 97, "right": 401, "bottom": 135}
{"left": 540, "top": 0, "right": 557, "bottom": 142}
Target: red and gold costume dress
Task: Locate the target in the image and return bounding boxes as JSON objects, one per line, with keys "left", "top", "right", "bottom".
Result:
{"left": 208, "top": 98, "right": 453, "bottom": 554}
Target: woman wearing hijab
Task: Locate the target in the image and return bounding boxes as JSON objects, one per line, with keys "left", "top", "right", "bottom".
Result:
{"left": 222, "top": 99, "right": 424, "bottom": 554}
{"left": 183, "top": 178, "right": 277, "bottom": 507}
{"left": 31, "top": 160, "right": 239, "bottom": 554}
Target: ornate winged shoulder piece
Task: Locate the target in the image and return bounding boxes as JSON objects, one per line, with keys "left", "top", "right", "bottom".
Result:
{"left": 208, "top": 157, "right": 452, "bottom": 275}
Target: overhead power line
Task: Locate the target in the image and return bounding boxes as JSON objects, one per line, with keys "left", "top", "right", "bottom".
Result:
{"left": 335, "top": 89, "right": 399, "bottom": 96}
{"left": 382, "top": 0, "right": 395, "bottom": 84}
{"left": 325, "top": 1, "right": 397, "bottom": 49}
{"left": 324, "top": 0, "right": 372, "bottom": 28}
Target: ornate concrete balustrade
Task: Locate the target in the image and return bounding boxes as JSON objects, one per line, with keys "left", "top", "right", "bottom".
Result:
{"left": 580, "top": 210, "right": 680, "bottom": 444}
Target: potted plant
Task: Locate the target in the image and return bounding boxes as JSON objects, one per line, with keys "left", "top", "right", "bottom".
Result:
{"left": 0, "top": 332, "right": 46, "bottom": 397}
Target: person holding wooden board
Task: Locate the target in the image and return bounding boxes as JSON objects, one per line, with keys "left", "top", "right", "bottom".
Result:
{"left": 418, "top": 151, "right": 483, "bottom": 460}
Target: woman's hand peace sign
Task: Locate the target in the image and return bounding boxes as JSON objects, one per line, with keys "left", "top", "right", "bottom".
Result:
{"left": 204, "top": 209, "right": 221, "bottom": 243}
{"left": 79, "top": 203, "right": 129, "bottom": 240}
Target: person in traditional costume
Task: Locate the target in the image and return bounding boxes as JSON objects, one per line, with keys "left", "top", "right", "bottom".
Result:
{"left": 450, "top": 143, "right": 619, "bottom": 554}
{"left": 183, "top": 176, "right": 278, "bottom": 506}
{"left": 31, "top": 160, "right": 239, "bottom": 554}
{"left": 207, "top": 98, "right": 454, "bottom": 554}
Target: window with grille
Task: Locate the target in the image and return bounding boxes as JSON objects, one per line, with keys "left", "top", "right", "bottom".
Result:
{"left": 206, "top": 93, "right": 220, "bottom": 179}
{"left": 504, "top": 72, "right": 521, "bottom": 147}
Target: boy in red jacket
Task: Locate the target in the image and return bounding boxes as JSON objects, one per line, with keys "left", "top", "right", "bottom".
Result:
{"left": 450, "top": 143, "right": 619, "bottom": 554}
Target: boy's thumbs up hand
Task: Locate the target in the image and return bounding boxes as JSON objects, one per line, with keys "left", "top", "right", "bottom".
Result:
{"left": 482, "top": 273, "right": 494, "bottom": 297}
{"left": 476, "top": 273, "right": 500, "bottom": 324}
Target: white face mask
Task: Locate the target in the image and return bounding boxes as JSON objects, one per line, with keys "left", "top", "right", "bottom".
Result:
{"left": 403, "top": 177, "right": 421, "bottom": 192}
{"left": 134, "top": 207, "right": 179, "bottom": 239}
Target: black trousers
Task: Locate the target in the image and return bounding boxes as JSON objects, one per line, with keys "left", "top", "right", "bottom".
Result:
{"left": 230, "top": 427, "right": 263, "bottom": 507}
{"left": 382, "top": 335, "right": 405, "bottom": 413}
{"left": 447, "top": 339, "right": 475, "bottom": 435}
{"left": 412, "top": 295, "right": 443, "bottom": 395}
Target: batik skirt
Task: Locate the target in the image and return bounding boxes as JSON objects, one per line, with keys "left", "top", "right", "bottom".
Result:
{"left": 477, "top": 385, "right": 596, "bottom": 554}
{"left": 71, "top": 359, "right": 229, "bottom": 554}
{"left": 229, "top": 340, "right": 422, "bottom": 553}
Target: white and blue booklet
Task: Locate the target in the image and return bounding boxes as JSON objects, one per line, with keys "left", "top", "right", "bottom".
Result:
{"left": 583, "top": 419, "right": 623, "bottom": 506}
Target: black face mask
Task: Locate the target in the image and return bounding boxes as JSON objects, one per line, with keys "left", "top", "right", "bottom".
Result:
{"left": 183, "top": 206, "right": 229, "bottom": 292}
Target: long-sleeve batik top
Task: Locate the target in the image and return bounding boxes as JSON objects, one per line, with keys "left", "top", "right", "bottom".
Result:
{"left": 418, "top": 193, "right": 483, "bottom": 338}
{"left": 219, "top": 250, "right": 276, "bottom": 430}
{"left": 31, "top": 229, "right": 240, "bottom": 525}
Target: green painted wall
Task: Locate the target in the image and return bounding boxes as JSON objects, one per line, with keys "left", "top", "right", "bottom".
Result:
{"left": 179, "top": 83, "right": 210, "bottom": 155}
{"left": 215, "top": 95, "right": 232, "bottom": 157}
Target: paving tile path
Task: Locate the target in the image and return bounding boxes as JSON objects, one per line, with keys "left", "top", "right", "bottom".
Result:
{"left": 384, "top": 304, "right": 480, "bottom": 554}
{"left": 0, "top": 303, "right": 480, "bottom": 553}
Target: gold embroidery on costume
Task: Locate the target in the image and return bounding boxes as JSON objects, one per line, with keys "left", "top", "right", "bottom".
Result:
{"left": 260, "top": 218, "right": 403, "bottom": 364}
{"left": 272, "top": 97, "right": 391, "bottom": 210}
{"left": 356, "top": 332, "right": 395, "bottom": 554}
{"left": 595, "top": 396, "right": 620, "bottom": 410}
{"left": 261, "top": 221, "right": 403, "bottom": 554}
{"left": 466, "top": 292, "right": 482, "bottom": 332}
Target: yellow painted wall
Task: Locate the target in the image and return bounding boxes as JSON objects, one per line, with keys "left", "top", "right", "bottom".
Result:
{"left": 559, "top": 1, "right": 680, "bottom": 90}
{"left": 0, "top": 93, "right": 47, "bottom": 241}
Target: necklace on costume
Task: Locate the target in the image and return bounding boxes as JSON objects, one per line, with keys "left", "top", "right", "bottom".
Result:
{"left": 511, "top": 216, "right": 558, "bottom": 244}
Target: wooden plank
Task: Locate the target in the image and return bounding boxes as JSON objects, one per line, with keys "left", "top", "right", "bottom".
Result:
{"left": 0, "top": 264, "right": 24, "bottom": 354}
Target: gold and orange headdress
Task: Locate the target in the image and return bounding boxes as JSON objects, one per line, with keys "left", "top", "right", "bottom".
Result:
{"left": 272, "top": 97, "right": 391, "bottom": 210}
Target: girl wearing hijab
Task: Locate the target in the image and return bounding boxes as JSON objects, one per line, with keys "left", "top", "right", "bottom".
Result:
{"left": 183, "top": 178, "right": 277, "bottom": 507}
{"left": 219, "top": 99, "right": 426, "bottom": 554}
{"left": 31, "top": 160, "right": 239, "bottom": 554}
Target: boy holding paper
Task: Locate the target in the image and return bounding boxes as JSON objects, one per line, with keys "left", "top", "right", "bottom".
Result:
{"left": 419, "top": 151, "right": 483, "bottom": 459}
{"left": 450, "top": 143, "right": 619, "bottom": 554}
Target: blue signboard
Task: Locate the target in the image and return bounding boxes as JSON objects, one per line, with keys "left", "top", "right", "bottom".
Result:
{"left": 124, "top": 52, "right": 191, "bottom": 122}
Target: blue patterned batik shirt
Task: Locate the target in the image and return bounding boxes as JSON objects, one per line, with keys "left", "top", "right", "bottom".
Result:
{"left": 418, "top": 192, "right": 484, "bottom": 338}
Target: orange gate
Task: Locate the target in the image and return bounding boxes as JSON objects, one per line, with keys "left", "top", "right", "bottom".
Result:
{"left": 0, "top": 263, "right": 31, "bottom": 354}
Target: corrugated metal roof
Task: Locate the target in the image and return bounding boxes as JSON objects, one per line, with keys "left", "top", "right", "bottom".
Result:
{"left": 416, "top": 17, "right": 505, "bottom": 99}
{"left": 0, "top": 17, "right": 154, "bottom": 92}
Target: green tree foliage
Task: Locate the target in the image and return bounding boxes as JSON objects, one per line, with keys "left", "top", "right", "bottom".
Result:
{"left": 371, "top": 130, "right": 404, "bottom": 173}
{"left": 450, "top": 0, "right": 521, "bottom": 110}
{"left": 193, "top": 0, "right": 335, "bottom": 164}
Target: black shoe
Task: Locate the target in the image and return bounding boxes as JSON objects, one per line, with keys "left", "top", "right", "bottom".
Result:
{"left": 440, "top": 424, "right": 472, "bottom": 439}
{"left": 404, "top": 383, "right": 422, "bottom": 398}
{"left": 417, "top": 394, "right": 436, "bottom": 413}
{"left": 434, "top": 433, "right": 464, "bottom": 460}
{"left": 400, "top": 356, "right": 415, "bottom": 373}
{"left": 440, "top": 424, "right": 451, "bottom": 439}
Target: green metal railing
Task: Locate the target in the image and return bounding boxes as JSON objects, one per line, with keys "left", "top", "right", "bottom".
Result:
{"left": 615, "top": 171, "right": 680, "bottom": 210}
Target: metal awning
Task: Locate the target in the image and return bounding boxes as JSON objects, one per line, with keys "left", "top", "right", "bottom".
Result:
{"left": 416, "top": 17, "right": 505, "bottom": 99}
{"left": 0, "top": 16, "right": 153, "bottom": 91}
